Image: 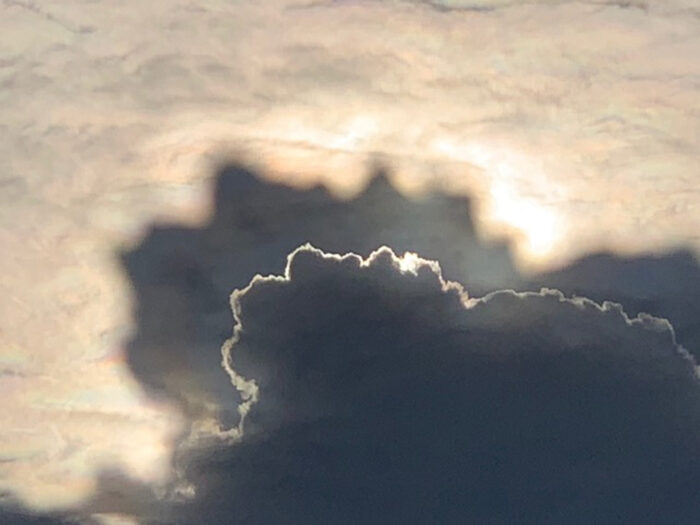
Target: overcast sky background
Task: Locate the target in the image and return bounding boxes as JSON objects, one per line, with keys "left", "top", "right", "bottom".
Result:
{"left": 1, "top": 0, "right": 699, "bottom": 523}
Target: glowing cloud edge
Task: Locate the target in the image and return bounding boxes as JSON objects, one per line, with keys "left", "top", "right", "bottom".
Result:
{"left": 217, "top": 243, "right": 698, "bottom": 445}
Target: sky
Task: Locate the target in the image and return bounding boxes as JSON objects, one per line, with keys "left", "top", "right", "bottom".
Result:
{"left": 1, "top": 0, "right": 699, "bottom": 523}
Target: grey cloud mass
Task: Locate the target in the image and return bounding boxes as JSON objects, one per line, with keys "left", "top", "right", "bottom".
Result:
{"left": 120, "top": 165, "right": 700, "bottom": 442}
{"left": 120, "top": 166, "right": 519, "bottom": 428}
{"left": 1, "top": 0, "right": 699, "bottom": 520}
{"left": 171, "top": 245, "right": 700, "bottom": 523}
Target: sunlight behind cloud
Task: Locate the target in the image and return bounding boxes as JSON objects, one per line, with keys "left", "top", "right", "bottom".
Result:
{"left": 431, "top": 138, "right": 563, "bottom": 266}
{"left": 397, "top": 251, "right": 423, "bottom": 274}
{"left": 489, "top": 180, "right": 559, "bottom": 262}
{"left": 0, "top": 0, "right": 698, "bottom": 519}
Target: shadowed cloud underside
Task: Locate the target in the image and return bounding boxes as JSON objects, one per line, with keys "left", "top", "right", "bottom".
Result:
{"left": 169, "top": 244, "right": 700, "bottom": 523}
{"left": 121, "top": 165, "right": 700, "bottom": 436}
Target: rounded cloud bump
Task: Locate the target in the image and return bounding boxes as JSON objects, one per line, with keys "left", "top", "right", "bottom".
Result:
{"left": 190, "top": 245, "right": 700, "bottom": 523}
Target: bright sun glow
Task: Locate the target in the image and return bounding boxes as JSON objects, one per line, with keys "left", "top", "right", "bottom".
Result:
{"left": 397, "top": 251, "right": 422, "bottom": 273}
{"left": 431, "top": 138, "right": 562, "bottom": 262}
{"left": 489, "top": 180, "right": 558, "bottom": 259}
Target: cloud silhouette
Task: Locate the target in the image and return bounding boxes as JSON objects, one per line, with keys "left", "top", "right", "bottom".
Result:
{"left": 121, "top": 164, "right": 700, "bottom": 437}
{"left": 121, "top": 165, "right": 519, "bottom": 426}
{"left": 4, "top": 0, "right": 700, "bottom": 515}
{"left": 528, "top": 250, "right": 700, "bottom": 361}
{"left": 10, "top": 165, "right": 698, "bottom": 523}
{"left": 171, "top": 245, "right": 700, "bottom": 523}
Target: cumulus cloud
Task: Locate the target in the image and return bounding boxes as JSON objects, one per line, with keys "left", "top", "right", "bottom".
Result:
{"left": 2, "top": 0, "right": 699, "bottom": 264}
{"left": 120, "top": 165, "right": 518, "bottom": 428}
{"left": 529, "top": 250, "right": 700, "bottom": 364}
{"left": 168, "top": 245, "right": 700, "bottom": 522}
{"left": 2, "top": 0, "right": 699, "bottom": 518}
{"left": 121, "top": 165, "right": 700, "bottom": 440}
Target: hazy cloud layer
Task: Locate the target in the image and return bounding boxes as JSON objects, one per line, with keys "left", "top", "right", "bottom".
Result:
{"left": 1, "top": 0, "right": 699, "bottom": 517}
{"left": 2, "top": 0, "right": 699, "bottom": 259}
{"left": 175, "top": 245, "right": 700, "bottom": 522}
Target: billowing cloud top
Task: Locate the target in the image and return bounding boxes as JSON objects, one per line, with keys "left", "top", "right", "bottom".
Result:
{"left": 169, "top": 245, "right": 700, "bottom": 522}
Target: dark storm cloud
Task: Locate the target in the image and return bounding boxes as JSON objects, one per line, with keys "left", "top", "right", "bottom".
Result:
{"left": 121, "top": 164, "right": 700, "bottom": 430}
{"left": 121, "top": 164, "right": 519, "bottom": 425}
{"left": 527, "top": 250, "right": 700, "bottom": 365}
{"left": 175, "top": 245, "right": 700, "bottom": 523}
{"left": 0, "top": 505, "right": 80, "bottom": 525}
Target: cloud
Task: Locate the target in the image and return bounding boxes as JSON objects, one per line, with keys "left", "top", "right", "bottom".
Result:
{"left": 0, "top": 503, "right": 79, "bottom": 525}
{"left": 529, "top": 250, "right": 700, "bottom": 365}
{"left": 167, "top": 244, "right": 700, "bottom": 522}
{"left": 121, "top": 165, "right": 700, "bottom": 441}
{"left": 8, "top": 159, "right": 694, "bottom": 522}
{"left": 2, "top": 0, "right": 699, "bottom": 264}
{"left": 407, "top": 0, "right": 653, "bottom": 13}
{"left": 120, "top": 165, "right": 519, "bottom": 430}
{"left": 2, "top": 0, "right": 699, "bottom": 517}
